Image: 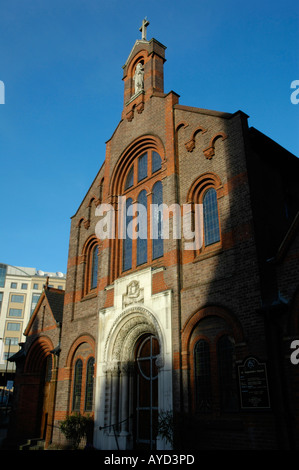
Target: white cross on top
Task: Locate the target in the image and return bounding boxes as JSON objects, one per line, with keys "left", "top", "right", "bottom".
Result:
{"left": 139, "top": 18, "right": 149, "bottom": 40}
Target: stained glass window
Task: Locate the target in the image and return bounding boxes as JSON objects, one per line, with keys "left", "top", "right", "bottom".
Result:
{"left": 152, "top": 181, "right": 163, "bottom": 259}
{"left": 203, "top": 188, "right": 220, "bottom": 246}
{"left": 137, "top": 190, "right": 148, "bottom": 266}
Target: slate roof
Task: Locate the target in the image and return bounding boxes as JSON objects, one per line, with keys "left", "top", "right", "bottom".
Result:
{"left": 44, "top": 287, "right": 65, "bottom": 324}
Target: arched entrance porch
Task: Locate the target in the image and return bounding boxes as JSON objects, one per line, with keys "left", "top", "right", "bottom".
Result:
{"left": 95, "top": 305, "right": 172, "bottom": 450}
{"left": 14, "top": 336, "right": 57, "bottom": 446}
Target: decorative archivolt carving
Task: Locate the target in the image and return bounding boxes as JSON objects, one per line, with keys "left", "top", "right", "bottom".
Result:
{"left": 104, "top": 305, "right": 163, "bottom": 364}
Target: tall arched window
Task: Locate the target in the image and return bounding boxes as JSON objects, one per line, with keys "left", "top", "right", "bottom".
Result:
{"left": 186, "top": 173, "right": 222, "bottom": 256}
{"left": 152, "top": 181, "right": 163, "bottom": 260}
{"left": 119, "top": 145, "right": 164, "bottom": 273}
{"left": 137, "top": 190, "right": 148, "bottom": 266}
{"left": 72, "top": 359, "right": 83, "bottom": 411}
{"left": 85, "top": 357, "right": 95, "bottom": 412}
{"left": 123, "top": 198, "right": 133, "bottom": 271}
{"left": 82, "top": 238, "right": 99, "bottom": 296}
{"left": 90, "top": 245, "right": 99, "bottom": 290}
{"left": 203, "top": 188, "right": 220, "bottom": 246}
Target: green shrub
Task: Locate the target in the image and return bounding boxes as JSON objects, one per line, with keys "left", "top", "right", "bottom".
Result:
{"left": 59, "top": 413, "right": 93, "bottom": 450}
{"left": 157, "top": 410, "right": 174, "bottom": 447}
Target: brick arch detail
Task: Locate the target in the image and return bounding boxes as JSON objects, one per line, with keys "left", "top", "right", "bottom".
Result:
{"left": 25, "top": 336, "right": 54, "bottom": 373}
{"left": 175, "top": 121, "right": 189, "bottom": 133}
{"left": 203, "top": 132, "right": 228, "bottom": 159}
{"left": 126, "top": 50, "right": 148, "bottom": 81}
{"left": 181, "top": 305, "right": 245, "bottom": 355}
{"left": 109, "top": 134, "right": 166, "bottom": 197}
{"left": 185, "top": 126, "right": 207, "bottom": 152}
{"left": 186, "top": 171, "right": 223, "bottom": 203}
{"left": 81, "top": 234, "right": 99, "bottom": 255}
{"left": 65, "top": 334, "right": 96, "bottom": 369}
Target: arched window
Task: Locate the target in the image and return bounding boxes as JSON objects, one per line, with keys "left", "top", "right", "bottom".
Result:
{"left": 72, "top": 359, "right": 83, "bottom": 411}
{"left": 193, "top": 328, "right": 238, "bottom": 413}
{"left": 123, "top": 198, "right": 133, "bottom": 272}
{"left": 82, "top": 238, "right": 99, "bottom": 296}
{"left": 152, "top": 151, "right": 162, "bottom": 174}
{"left": 125, "top": 166, "right": 134, "bottom": 190}
{"left": 137, "top": 190, "right": 148, "bottom": 266}
{"left": 186, "top": 173, "right": 222, "bottom": 256}
{"left": 90, "top": 245, "right": 99, "bottom": 290}
{"left": 203, "top": 188, "right": 220, "bottom": 246}
{"left": 194, "top": 339, "right": 212, "bottom": 413}
{"left": 138, "top": 152, "right": 148, "bottom": 182}
{"left": 85, "top": 357, "right": 95, "bottom": 412}
{"left": 120, "top": 147, "right": 163, "bottom": 273}
{"left": 152, "top": 181, "right": 163, "bottom": 260}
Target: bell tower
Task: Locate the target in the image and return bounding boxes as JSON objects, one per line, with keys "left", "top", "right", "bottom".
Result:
{"left": 122, "top": 18, "right": 167, "bottom": 121}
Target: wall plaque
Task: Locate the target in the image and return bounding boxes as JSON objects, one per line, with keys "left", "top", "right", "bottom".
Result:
{"left": 238, "top": 356, "right": 270, "bottom": 409}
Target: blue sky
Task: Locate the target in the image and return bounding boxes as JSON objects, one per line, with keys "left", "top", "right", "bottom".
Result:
{"left": 0, "top": 0, "right": 298, "bottom": 274}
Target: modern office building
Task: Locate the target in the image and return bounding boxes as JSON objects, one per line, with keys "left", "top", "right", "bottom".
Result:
{"left": 0, "top": 264, "right": 65, "bottom": 384}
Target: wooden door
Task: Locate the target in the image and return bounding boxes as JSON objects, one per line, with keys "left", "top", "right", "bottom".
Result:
{"left": 38, "top": 355, "right": 52, "bottom": 439}
{"left": 135, "top": 335, "right": 159, "bottom": 449}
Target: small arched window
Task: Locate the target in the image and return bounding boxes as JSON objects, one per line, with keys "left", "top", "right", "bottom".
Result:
{"left": 83, "top": 238, "right": 99, "bottom": 296}
{"left": 72, "top": 359, "right": 83, "bottom": 411}
{"left": 203, "top": 188, "right": 220, "bottom": 246}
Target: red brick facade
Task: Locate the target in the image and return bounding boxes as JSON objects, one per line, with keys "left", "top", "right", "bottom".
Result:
{"left": 8, "top": 27, "right": 299, "bottom": 450}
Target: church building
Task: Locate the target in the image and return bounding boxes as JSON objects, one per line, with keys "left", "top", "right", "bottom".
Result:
{"left": 7, "top": 21, "right": 299, "bottom": 451}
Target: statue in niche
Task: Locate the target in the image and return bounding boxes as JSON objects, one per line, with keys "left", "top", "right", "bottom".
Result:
{"left": 133, "top": 62, "right": 144, "bottom": 95}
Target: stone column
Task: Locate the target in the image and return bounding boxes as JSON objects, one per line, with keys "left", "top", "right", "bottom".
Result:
{"left": 120, "top": 364, "right": 129, "bottom": 434}
{"left": 111, "top": 364, "right": 119, "bottom": 430}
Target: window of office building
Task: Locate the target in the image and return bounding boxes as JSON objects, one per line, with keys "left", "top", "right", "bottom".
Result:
{"left": 0, "top": 264, "right": 6, "bottom": 288}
